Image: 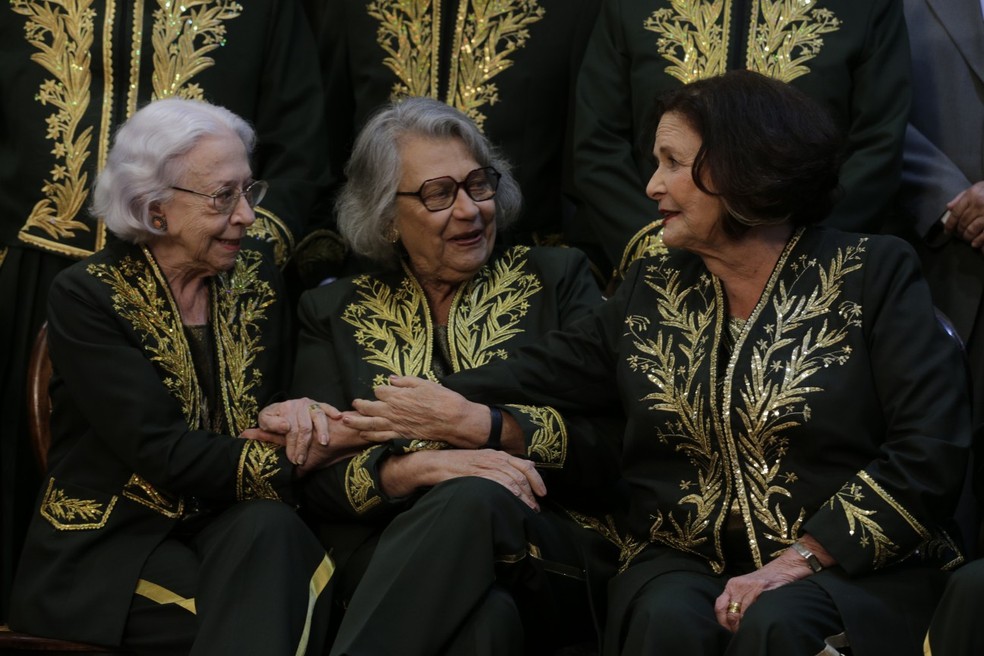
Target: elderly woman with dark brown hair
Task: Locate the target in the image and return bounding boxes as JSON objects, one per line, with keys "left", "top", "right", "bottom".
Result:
{"left": 349, "top": 71, "right": 973, "bottom": 656}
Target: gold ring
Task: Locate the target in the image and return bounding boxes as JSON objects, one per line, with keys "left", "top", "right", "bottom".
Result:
{"left": 309, "top": 403, "right": 321, "bottom": 412}
{"left": 727, "top": 601, "right": 742, "bottom": 614}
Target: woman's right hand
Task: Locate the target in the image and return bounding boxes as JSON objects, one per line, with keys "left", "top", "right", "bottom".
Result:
{"left": 244, "top": 398, "right": 342, "bottom": 466}
{"left": 379, "top": 449, "right": 547, "bottom": 511}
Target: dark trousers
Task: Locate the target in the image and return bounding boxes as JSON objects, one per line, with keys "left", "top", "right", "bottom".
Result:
{"left": 925, "top": 559, "right": 984, "bottom": 656}
{"left": 121, "top": 500, "right": 333, "bottom": 656}
{"left": 328, "top": 477, "right": 603, "bottom": 656}
{"left": 606, "top": 565, "right": 845, "bottom": 656}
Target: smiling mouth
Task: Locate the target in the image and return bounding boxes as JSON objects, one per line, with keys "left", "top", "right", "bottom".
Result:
{"left": 449, "top": 229, "right": 483, "bottom": 243}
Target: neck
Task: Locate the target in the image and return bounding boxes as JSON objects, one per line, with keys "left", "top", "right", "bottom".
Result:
{"left": 149, "top": 242, "right": 211, "bottom": 324}
{"left": 419, "top": 278, "right": 460, "bottom": 326}
{"left": 701, "top": 223, "right": 795, "bottom": 319}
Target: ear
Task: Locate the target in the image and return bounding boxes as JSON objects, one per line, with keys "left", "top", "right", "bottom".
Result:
{"left": 149, "top": 200, "right": 164, "bottom": 216}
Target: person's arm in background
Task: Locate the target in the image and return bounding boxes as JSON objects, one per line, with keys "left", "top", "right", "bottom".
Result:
{"left": 249, "top": 0, "right": 339, "bottom": 270}
{"left": 570, "top": 0, "right": 661, "bottom": 272}
{"left": 823, "top": 0, "right": 910, "bottom": 234}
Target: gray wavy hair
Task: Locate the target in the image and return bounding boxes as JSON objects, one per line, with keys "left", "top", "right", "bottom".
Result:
{"left": 93, "top": 97, "right": 255, "bottom": 243}
{"left": 337, "top": 97, "right": 522, "bottom": 266}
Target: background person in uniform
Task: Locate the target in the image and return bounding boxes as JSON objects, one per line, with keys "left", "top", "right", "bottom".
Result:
{"left": 299, "top": 0, "right": 600, "bottom": 283}
{"left": 570, "top": 0, "right": 910, "bottom": 278}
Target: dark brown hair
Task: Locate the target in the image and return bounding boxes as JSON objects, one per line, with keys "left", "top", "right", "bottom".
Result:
{"left": 645, "top": 69, "right": 843, "bottom": 235}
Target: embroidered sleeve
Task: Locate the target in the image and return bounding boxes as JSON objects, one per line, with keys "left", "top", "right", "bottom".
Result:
{"left": 503, "top": 404, "right": 567, "bottom": 468}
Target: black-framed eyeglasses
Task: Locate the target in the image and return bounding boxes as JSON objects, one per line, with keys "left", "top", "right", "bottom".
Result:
{"left": 170, "top": 179, "right": 269, "bottom": 214}
{"left": 395, "top": 166, "right": 500, "bottom": 212}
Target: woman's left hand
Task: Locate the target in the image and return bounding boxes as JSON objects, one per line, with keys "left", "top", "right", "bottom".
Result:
{"left": 713, "top": 535, "right": 835, "bottom": 632}
{"left": 345, "top": 376, "right": 489, "bottom": 448}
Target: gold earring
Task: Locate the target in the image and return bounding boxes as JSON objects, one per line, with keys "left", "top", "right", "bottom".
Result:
{"left": 387, "top": 225, "right": 400, "bottom": 243}
{"left": 151, "top": 215, "right": 168, "bottom": 232}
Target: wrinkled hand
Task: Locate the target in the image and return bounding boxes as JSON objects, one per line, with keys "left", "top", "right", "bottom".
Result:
{"left": 346, "top": 376, "right": 488, "bottom": 448}
{"left": 243, "top": 398, "right": 341, "bottom": 466}
{"left": 294, "top": 417, "right": 372, "bottom": 476}
{"left": 946, "top": 181, "right": 984, "bottom": 251}
{"left": 382, "top": 449, "right": 546, "bottom": 511}
{"left": 713, "top": 550, "right": 813, "bottom": 632}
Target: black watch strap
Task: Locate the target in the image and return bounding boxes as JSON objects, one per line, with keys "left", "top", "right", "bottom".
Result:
{"left": 485, "top": 406, "right": 503, "bottom": 450}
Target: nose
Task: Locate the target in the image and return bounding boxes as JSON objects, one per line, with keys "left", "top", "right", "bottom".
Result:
{"left": 646, "top": 167, "right": 665, "bottom": 201}
{"left": 449, "top": 185, "right": 481, "bottom": 218}
{"left": 230, "top": 193, "right": 256, "bottom": 226}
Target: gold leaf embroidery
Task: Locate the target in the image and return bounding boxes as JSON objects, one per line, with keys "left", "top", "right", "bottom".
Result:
{"left": 828, "top": 481, "right": 897, "bottom": 567}
{"left": 247, "top": 208, "right": 296, "bottom": 268}
{"left": 643, "top": 0, "right": 728, "bottom": 83}
{"left": 564, "top": 509, "right": 646, "bottom": 574}
{"left": 506, "top": 404, "right": 566, "bottom": 467}
{"left": 40, "top": 479, "right": 117, "bottom": 530}
{"left": 150, "top": 0, "right": 243, "bottom": 100}
{"left": 627, "top": 262, "right": 723, "bottom": 562}
{"left": 643, "top": 0, "right": 841, "bottom": 84}
{"left": 729, "top": 240, "right": 864, "bottom": 562}
{"left": 343, "top": 273, "right": 433, "bottom": 377}
{"left": 345, "top": 447, "right": 383, "bottom": 513}
{"left": 236, "top": 440, "right": 282, "bottom": 501}
{"left": 745, "top": 0, "right": 841, "bottom": 83}
{"left": 368, "top": 0, "right": 545, "bottom": 130}
{"left": 449, "top": 246, "right": 542, "bottom": 370}
{"left": 11, "top": 0, "right": 96, "bottom": 244}
{"left": 213, "top": 249, "right": 276, "bottom": 436}
{"left": 0, "top": 246, "right": 7, "bottom": 269}
{"left": 88, "top": 250, "right": 202, "bottom": 426}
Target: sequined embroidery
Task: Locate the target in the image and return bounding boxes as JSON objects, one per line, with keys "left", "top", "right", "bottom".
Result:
{"left": 123, "top": 473, "right": 184, "bottom": 518}
{"left": 506, "top": 404, "right": 566, "bottom": 468}
{"left": 149, "top": 0, "right": 243, "bottom": 100}
{"left": 643, "top": 0, "right": 841, "bottom": 84}
{"left": 367, "top": 0, "right": 545, "bottom": 130}
{"left": 11, "top": 0, "right": 101, "bottom": 257}
{"left": 627, "top": 232, "right": 871, "bottom": 571}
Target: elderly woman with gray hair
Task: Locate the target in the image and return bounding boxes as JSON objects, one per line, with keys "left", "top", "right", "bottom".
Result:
{"left": 267, "top": 96, "right": 622, "bottom": 655}
{"left": 8, "top": 97, "right": 343, "bottom": 655}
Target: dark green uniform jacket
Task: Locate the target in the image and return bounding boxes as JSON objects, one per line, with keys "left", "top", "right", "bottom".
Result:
{"left": 447, "top": 228, "right": 972, "bottom": 655}
{"left": 571, "top": 0, "right": 910, "bottom": 271}
{"left": 311, "top": 0, "right": 599, "bottom": 246}
{"left": 10, "top": 241, "right": 299, "bottom": 646}
{"left": 294, "top": 245, "right": 621, "bottom": 517}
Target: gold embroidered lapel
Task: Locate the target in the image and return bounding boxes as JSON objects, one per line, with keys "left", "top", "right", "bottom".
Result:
{"left": 644, "top": 0, "right": 841, "bottom": 84}
{"left": 447, "top": 246, "right": 543, "bottom": 371}
{"left": 367, "top": 0, "right": 546, "bottom": 130}
{"left": 722, "top": 236, "right": 864, "bottom": 565}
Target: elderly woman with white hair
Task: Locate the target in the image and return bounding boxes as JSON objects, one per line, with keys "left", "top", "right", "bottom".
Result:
{"left": 8, "top": 98, "right": 346, "bottom": 655}
{"left": 256, "top": 96, "right": 622, "bottom": 655}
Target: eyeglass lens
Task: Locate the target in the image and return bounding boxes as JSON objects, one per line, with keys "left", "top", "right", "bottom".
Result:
{"left": 213, "top": 180, "right": 268, "bottom": 213}
{"left": 418, "top": 167, "right": 499, "bottom": 211}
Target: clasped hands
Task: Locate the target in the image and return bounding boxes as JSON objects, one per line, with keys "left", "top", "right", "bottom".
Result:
{"left": 242, "top": 376, "right": 545, "bottom": 509}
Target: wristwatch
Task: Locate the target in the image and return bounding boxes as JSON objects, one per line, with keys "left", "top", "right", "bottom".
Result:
{"left": 791, "top": 541, "right": 824, "bottom": 573}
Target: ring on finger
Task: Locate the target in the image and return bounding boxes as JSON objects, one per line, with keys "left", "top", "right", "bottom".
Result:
{"left": 309, "top": 403, "right": 321, "bottom": 413}
{"left": 726, "top": 601, "right": 742, "bottom": 615}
